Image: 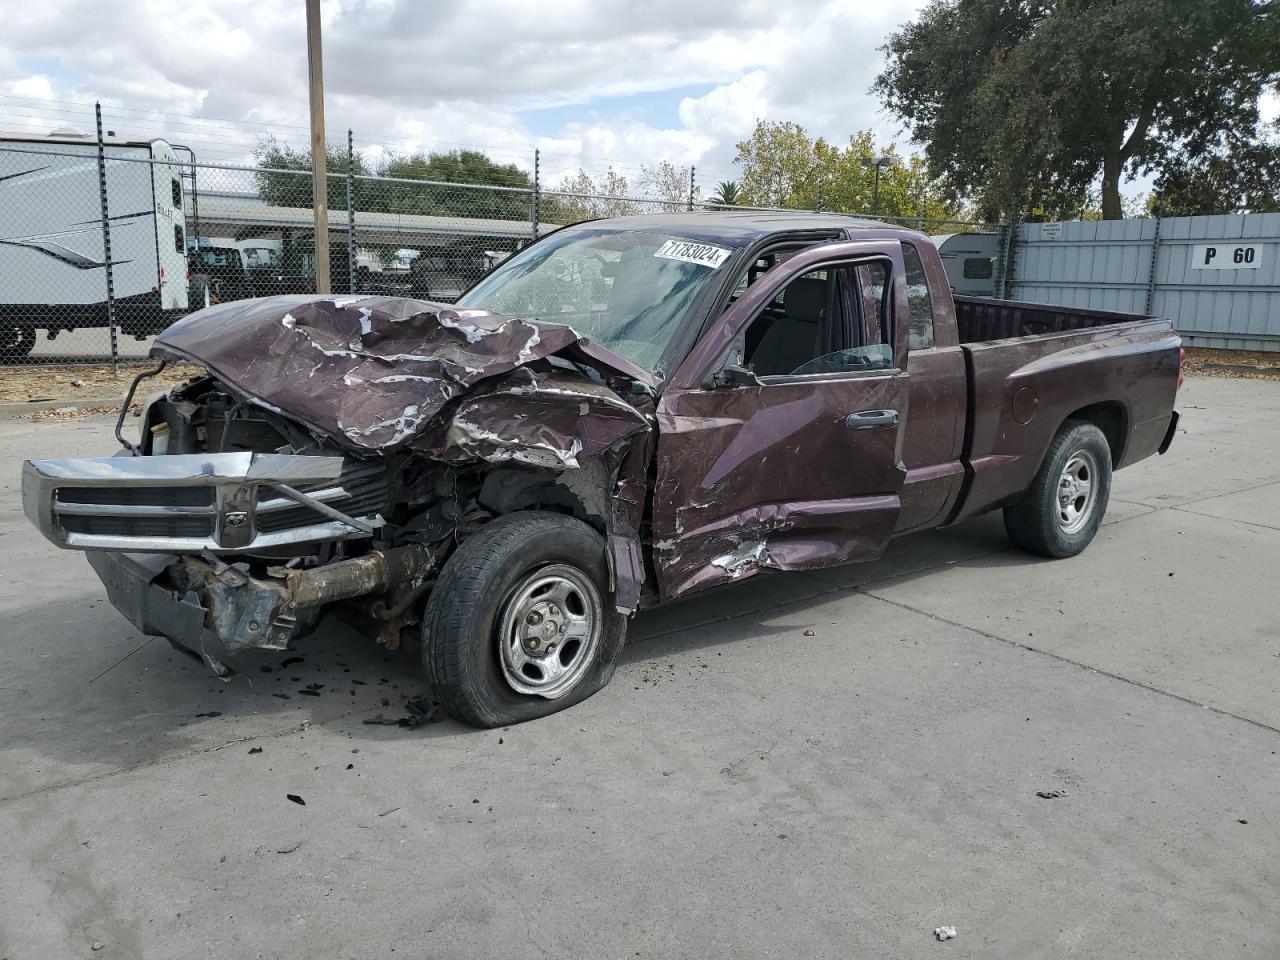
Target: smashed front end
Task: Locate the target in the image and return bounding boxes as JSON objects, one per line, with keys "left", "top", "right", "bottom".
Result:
{"left": 22, "top": 295, "right": 655, "bottom": 676}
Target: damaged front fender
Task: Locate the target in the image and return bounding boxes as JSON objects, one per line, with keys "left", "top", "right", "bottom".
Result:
{"left": 153, "top": 295, "right": 660, "bottom": 615}
{"left": 420, "top": 367, "right": 651, "bottom": 470}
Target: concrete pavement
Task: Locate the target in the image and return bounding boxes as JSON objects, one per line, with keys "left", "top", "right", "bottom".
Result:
{"left": 0, "top": 373, "right": 1277, "bottom": 958}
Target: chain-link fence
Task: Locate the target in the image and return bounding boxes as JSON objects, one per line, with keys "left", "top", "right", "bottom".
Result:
{"left": 0, "top": 120, "right": 1002, "bottom": 366}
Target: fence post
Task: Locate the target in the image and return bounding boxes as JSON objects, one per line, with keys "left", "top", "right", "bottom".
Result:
{"left": 1143, "top": 215, "right": 1163, "bottom": 316}
{"left": 532, "top": 148, "right": 540, "bottom": 240}
{"left": 687, "top": 165, "right": 696, "bottom": 211}
{"left": 815, "top": 183, "right": 822, "bottom": 212}
{"left": 94, "top": 102, "right": 119, "bottom": 373}
{"left": 996, "top": 211, "right": 1020, "bottom": 300}
{"left": 346, "top": 128, "right": 357, "bottom": 294}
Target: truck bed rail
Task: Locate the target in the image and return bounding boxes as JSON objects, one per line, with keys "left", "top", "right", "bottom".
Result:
{"left": 955, "top": 296, "right": 1154, "bottom": 344}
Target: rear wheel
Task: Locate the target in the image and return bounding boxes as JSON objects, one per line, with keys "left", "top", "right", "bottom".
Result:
{"left": 1004, "top": 419, "right": 1112, "bottom": 558}
{"left": 421, "top": 512, "right": 627, "bottom": 727}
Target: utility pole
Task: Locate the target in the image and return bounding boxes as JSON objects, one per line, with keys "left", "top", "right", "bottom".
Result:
{"left": 306, "top": 0, "right": 330, "bottom": 294}
{"left": 861, "top": 155, "right": 894, "bottom": 216}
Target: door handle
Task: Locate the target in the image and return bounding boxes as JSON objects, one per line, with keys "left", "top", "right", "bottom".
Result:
{"left": 844, "top": 409, "right": 899, "bottom": 429}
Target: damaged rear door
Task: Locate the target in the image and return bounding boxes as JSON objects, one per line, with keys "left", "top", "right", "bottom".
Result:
{"left": 651, "top": 241, "right": 911, "bottom": 599}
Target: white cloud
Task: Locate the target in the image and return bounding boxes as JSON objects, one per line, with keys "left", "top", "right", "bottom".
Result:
{"left": 9, "top": 75, "right": 56, "bottom": 100}
{"left": 0, "top": 0, "right": 928, "bottom": 179}
{"left": 679, "top": 71, "right": 769, "bottom": 141}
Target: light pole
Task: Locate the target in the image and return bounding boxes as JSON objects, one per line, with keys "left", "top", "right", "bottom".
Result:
{"left": 861, "top": 155, "right": 895, "bottom": 216}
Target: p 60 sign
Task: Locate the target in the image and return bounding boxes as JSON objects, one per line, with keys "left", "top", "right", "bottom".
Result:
{"left": 1190, "top": 243, "right": 1264, "bottom": 270}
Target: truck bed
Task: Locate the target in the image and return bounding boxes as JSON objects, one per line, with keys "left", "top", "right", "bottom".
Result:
{"left": 953, "top": 295, "right": 1152, "bottom": 343}
{"left": 949, "top": 299, "right": 1181, "bottom": 524}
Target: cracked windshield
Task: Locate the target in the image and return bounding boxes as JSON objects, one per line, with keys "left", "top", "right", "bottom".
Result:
{"left": 457, "top": 226, "right": 734, "bottom": 374}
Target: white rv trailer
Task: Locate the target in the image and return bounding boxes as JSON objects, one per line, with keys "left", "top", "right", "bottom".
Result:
{"left": 0, "top": 132, "right": 188, "bottom": 356}
{"left": 930, "top": 232, "right": 1000, "bottom": 297}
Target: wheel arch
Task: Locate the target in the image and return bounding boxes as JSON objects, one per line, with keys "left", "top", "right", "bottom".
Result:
{"left": 475, "top": 465, "right": 611, "bottom": 533}
{"left": 1060, "top": 400, "right": 1128, "bottom": 467}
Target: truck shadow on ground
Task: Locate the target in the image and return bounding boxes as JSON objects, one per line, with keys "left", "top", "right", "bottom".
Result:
{"left": 1, "top": 513, "right": 1043, "bottom": 799}
{"left": 621, "top": 512, "right": 1034, "bottom": 664}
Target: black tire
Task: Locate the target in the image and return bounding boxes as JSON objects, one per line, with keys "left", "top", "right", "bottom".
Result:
{"left": 4, "top": 324, "right": 36, "bottom": 359}
{"left": 421, "top": 511, "right": 627, "bottom": 727}
{"left": 1004, "top": 419, "right": 1112, "bottom": 558}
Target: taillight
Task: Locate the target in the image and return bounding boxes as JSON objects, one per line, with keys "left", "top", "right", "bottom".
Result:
{"left": 1177, "top": 347, "right": 1186, "bottom": 390}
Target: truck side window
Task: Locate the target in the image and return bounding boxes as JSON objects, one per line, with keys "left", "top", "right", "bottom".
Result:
{"left": 173, "top": 224, "right": 184, "bottom": 254}
{"left": 171, "top": 178, "right": 182, "bottom": 209}
{"left": 743, "top": 268, "right": 838, "bottom": 377}
{"left": 963, "top": 257, "right": 993, "bottom": 280}
{"left": 902, "top": 243, "right": 934, "bottom": 351}
{"left": 841, "top": 261, "right": 893, "bottom": 370}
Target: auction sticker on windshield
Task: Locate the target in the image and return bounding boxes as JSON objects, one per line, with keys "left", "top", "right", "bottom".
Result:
{"left": 654, "top": 240, "right": 732, "bottom": 269}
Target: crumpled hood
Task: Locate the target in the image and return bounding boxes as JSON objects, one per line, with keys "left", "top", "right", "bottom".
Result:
{"left": 154, "top": 295, "right": 652, "bottom": 456}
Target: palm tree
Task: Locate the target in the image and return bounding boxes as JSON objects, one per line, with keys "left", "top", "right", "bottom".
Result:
{"left": 711, "top": 180, "right": 740, "bottom": 208}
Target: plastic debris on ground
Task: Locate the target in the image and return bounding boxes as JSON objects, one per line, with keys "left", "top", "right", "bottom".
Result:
{"left": 363, "top": 695, "right": 442, "bottom": 728}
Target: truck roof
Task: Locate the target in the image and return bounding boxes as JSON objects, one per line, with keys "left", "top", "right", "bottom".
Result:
{"left": 572, "top": 211, "right": 924, "bottom": 248}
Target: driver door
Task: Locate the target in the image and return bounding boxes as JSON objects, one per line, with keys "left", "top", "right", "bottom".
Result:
{"left": 651, "top": 241, "right": 911, "bottom": 599}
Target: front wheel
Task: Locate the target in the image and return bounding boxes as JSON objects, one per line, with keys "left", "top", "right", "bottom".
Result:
{"left": 1004, "top": 419, "right": 1112, "bottom": 558}
{"left": 421, "top": 512, "right": 627, "bottom": 727}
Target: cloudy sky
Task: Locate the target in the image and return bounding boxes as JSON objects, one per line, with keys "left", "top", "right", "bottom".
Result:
{"left": 0, "top": 0, "right": 927, "bottom": 187}
{"left": 5, "top": 0, "right": 1273, "bottom": 197}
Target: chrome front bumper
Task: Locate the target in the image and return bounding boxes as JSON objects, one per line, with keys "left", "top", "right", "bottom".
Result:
{"left": 23, "top": 451, "right": 384, "bottom": 553}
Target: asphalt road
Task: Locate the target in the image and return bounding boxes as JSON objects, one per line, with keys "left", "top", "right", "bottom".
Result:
{"left": 0, "top": 374, "right": 1277, "bottom": 959}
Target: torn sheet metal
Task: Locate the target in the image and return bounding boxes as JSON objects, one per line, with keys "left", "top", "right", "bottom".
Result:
{"left": 152, "top": 295, "right": 650, "bottom": 453}
{"left": 421, "top": 367, "right": 651, "bottom": 470}
{"left": 710, "top": 539, "right": 769, "bottom": 576}
{"left": 604, "top": 430, "right": 654, "bottom": 614}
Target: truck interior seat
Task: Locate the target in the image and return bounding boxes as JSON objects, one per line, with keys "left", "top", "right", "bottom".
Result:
{"left": 747, "top": 276, "right": 827, "bottom": 376}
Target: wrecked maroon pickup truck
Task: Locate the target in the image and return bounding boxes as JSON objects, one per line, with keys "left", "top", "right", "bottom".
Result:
{"left": 23, "top": 213, "right": 1182, "bottom": 726}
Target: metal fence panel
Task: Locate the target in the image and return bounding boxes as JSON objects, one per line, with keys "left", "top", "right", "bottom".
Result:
{"left": 1011, "top": 213, "right": 1280, "bottom": 351}
{"left": 0, "top": 136, "right": 1001, "bottom": 366}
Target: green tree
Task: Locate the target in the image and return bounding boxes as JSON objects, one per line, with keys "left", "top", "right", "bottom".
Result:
{"left": 1148, "top": 129, "right": 1280, "bottom": 215}
{"left": 253, "top": 141, "right": 534, "bottom": 220}
{"left": 253, "top": 136, "right": 376, "bottom": 211}
{"left": 732, "top": 120, "right": 958, "bottom": 221}
{"left": 711, "top": 180, "right": 740, "bottom": 206}
{"left": 543, "top": 169, "right": 639, "bottom": 224}
{"left": 638, "top": 161, "right": 697, "bottom": 212}
{"left": 733, "top": 120, "right": 814, "bottom": 208}
{"left": 875, "top": 0, "right": 1279, "bottom": 220}
{"left": 379, "top": 149, "right": 533, "bottom": 220}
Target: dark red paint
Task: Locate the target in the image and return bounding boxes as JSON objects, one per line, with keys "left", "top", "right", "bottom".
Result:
{"left": 148, "top": 216, "right": 1180, "bottom": 609}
